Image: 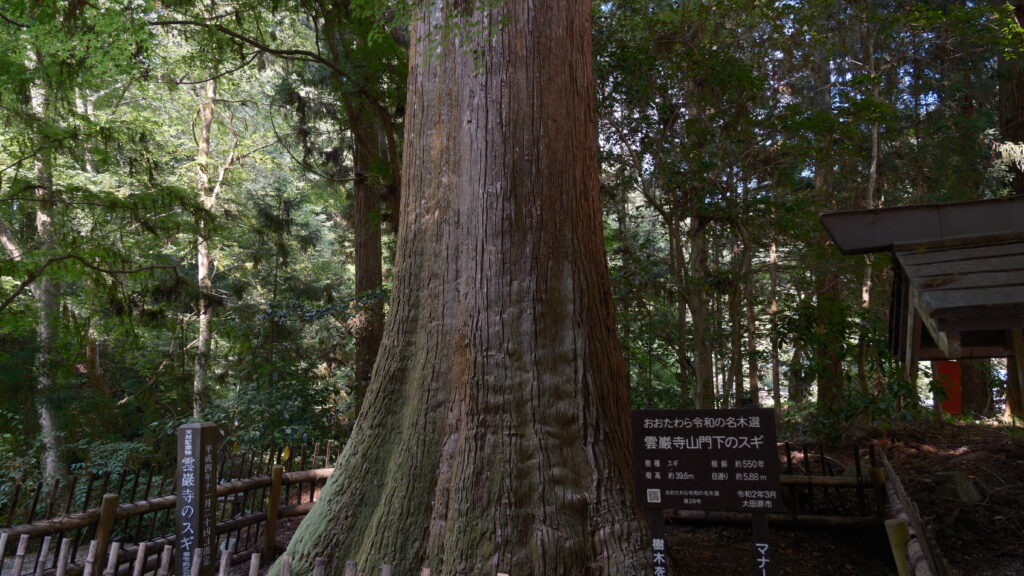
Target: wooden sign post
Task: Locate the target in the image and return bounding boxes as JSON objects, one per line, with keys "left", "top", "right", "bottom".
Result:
{"left": 632, "top": 408, "right": 781, "bottom": 575}
{"left": 176, "top": 422, "right": 220, "bottom": 576}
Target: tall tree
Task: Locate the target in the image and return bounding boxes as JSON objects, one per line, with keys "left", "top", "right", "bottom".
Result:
{"left": 277, "top": 0, "right": 650, "bottom": 573}
{"left": 999, "top": 2, "right": 1024, "bottom": 195}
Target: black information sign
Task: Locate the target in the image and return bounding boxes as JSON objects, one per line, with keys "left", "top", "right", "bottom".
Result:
{"left": 631, "top": 408, "right": 781, "bottom": 513}
{"left": 176, "top": 422, "right": 220, "bottom": 576}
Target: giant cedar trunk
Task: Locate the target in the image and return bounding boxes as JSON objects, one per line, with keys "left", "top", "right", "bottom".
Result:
{"left": 278, "top": 1, "right": 650, "bottom": 574}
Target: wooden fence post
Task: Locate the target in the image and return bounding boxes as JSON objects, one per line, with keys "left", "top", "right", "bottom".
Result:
{"left": 157, "top": 545, "right": 173, "bottom": 576}
{"left": 314, "top": 557, "right": 327, "bottom": 576}
{"left": 870, "top": 466, "right": 887, "bottom": 518}
{"left": 263, "top": 465, "right": 284, "bottom": 556}
{"left": 218, "top": 549, "right": 231, "bottom": 576}
{"left": 247, "top": 553, "right": 261, "bottom": 576}
{"left": 343, "top": 560, "right": 357, "bottom": 576}
{"left": 190, "top": 549, "right": 203, "bottom": 576}
{"left": 885, "top": 518, "right": 911, "bottom": 576}
{"left": 94, "top": 493, "right": 120, "bottom": 571}
{"left": 34, "top": 535, "right": 52, "bottom": 576}
{"left": 55, "top": 538, "right": 72, "bottom": 576}
{"left": 132, "top": 542, "right": 148, "bottom": 576}
{"left": 82, "top": 540, "right": 98, "bottom": 576}
{"left": 0, "top": 532, "right": 9, "bottom": 568}
{"left": 11, "top": 533, "right": 29, "bottom": 576}
{"left": 102, "top": 541, "right": 121, "bottom": 576}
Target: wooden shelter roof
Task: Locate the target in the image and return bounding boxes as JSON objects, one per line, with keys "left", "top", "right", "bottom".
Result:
{"left": 820, "top": 195, "right": 1024, "bottom": 255}
{"left": 820, "top": 196, "right": 1024, "bottom": 362}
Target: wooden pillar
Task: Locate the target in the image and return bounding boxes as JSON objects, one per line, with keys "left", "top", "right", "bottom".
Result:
{"left": 94, "top": 493, "right": 120, "bottom": 573}
{"left": 903, "top": 304, "right": 922, "bottom": 410}
{"left": 263, "top": 465, "right": 284, "bottom": 557}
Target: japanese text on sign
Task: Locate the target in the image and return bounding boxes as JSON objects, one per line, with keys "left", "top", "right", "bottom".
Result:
{"left": 632, "top": 408, "right": 781, "bottom": 513}
{"left": 176, "top": 423, "right": 219, "bottom": 576}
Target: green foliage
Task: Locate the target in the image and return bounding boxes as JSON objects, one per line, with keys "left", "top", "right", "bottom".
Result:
{"left": 1, "top": 0, "right": 1021, "bottom": 481}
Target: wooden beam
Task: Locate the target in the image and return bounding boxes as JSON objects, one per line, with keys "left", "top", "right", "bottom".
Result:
{"left": 919, "top": 346, "right": 1011, "bottom": 361}
{"left": 903, "top": 292, "right": 922, "bottom": 384}
{"left": 909, "top": 285, "right": 961, "bottom": 359}
{"left": 896, "top": 241, "right": 1024, "bottom": 267}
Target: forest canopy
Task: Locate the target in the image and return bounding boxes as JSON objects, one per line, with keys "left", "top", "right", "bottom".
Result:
{"left": 1, "top": 0, "right": 1022, "bottom": 484}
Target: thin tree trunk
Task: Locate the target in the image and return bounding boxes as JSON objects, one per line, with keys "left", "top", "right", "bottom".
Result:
{"left": 858, "top": 20, "right": 880, "bottom": 395}
{"left": 194, "top": 77, "right": 216, "bottom": 418}
{"left": 690, "top": 215, "right": 714, "bottom": 409}
{"left": 790, "top": 342, "right": 806, "bottom": 404}
{"left": 769, "top": 241, "right": 781, "bottom": 412}
{"left": 345, "top": 99, "right": 386, "bottom": 403}
{"left": 961, "top": 359, "right": 994, "bottom": 418}
{"left": 746, "top": 293, "right": 759, "bottom": 407}
{"left": 999, "top": 4, "right": 1024, "bottom": 196}
{"left": 28, "top": 48, "right": 67, "bottom": 481}
{"left": 321, "top": 5, "right": 398, "bottom": 406}
{"left": 812, "top": 48, "right": 844, "bottom": 414}
{"left": 277, "top": 2, "right": 650, "bottom": 574}
{"left": 729, "top": 275, "right": 744, "bottom": 406}
{"left": 731, "top": 221, "right": 753, "bottom": 407}
{"left": 667, "top": 221, "right": 693, "bottom": 407}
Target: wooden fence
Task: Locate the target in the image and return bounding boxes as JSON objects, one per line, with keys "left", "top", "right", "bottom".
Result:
{"left": 1, "top": 442, "right": 340, "bottom": 576}
{"left": 3, "top": 542, "right": 515, "bottom": 576}
{"left": 3, "top": 441, "right": 891, "bottom": 576}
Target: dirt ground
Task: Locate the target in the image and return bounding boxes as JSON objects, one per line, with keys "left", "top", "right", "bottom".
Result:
{"left": 665, "top": 420, "right": 1024, "bottom": 576}
{"left": 665, "top": 521, "right": 895, "bottom": 575}
{"left": 884, "top": 421, "right": 1024, "bottom": 576}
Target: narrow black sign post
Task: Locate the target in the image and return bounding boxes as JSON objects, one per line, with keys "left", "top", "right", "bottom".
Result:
{"left": 648, "top": 509, "right": 668, "bottom": 576}
{"left": 176, "top": 422, "right": 219, "bottom": 576}
{"left": 753, "top": 512, "right": 770, "bottom": 576}
{"left": 632, "top": 408, "right": 780, "bottom": 575}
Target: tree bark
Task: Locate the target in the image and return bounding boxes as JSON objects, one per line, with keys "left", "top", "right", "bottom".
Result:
{"left": 277, "top": 2, "right": 650, "bottom": 574}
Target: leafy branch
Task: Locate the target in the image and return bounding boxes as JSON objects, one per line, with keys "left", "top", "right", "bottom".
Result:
{"left": 0, "top": 255, "right": 177, "bottom": 315}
